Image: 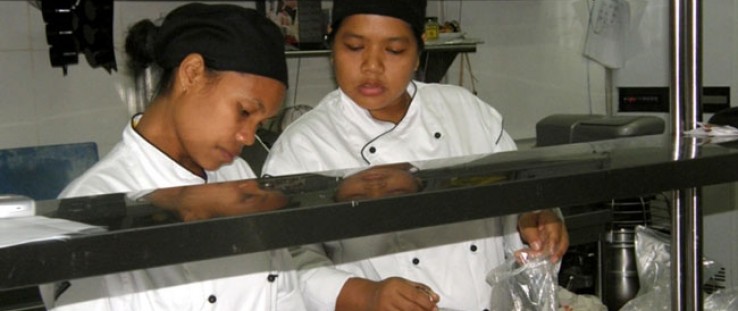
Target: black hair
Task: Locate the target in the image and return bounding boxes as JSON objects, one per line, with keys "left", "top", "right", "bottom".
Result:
{"left": 123, "top": 3, "right": 289, "bottom": 99}
{"left": 326, "top": 18, "right": 425, "bottom": 53}
{"left": 327, "top": 0, "right": 427, "bottom": 52}
{"left": 124, "top": 19, "right": 175, "bottom": 97}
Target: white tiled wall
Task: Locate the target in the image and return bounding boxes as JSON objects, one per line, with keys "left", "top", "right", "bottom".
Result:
{"left": 0, "top": 0, "right": 608, "bottom": 156}
{"left": 610, "top": 0, "right": 738, "bottom": 287}
{"left": 1, "top": 2, "right": 260, "bottom": 155}
{"left": 429, "top": 0, "right": 608, "bottom": 138}
{"left": 0, "top": 2, "right": 36, "bottom": 148}
{"left": 1, "top": 0, "right": 736, "bottom": 292}
{"left": 3, "top": 0, "right": 736, "bottom": 152}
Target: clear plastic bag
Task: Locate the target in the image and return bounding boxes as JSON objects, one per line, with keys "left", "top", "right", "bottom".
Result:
{"left": 486, "top": 252, "right": 558, "bottom": 311}
{"left": 704, "top": 287, "right": 738, "bottom": 311}
{"left": 619, "top": 226, "right": 732, "bottom": 311}
{"left": 558, "top": 286, "right": 607, "bottom": 311}
{"left": 618, "top": 226, "right": 672, "bottom": 311}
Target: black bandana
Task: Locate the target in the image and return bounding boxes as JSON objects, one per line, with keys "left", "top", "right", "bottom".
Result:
{"left": 331, "top": 0, "right": 427, "bottom": 38}
{"left": 155, "top": 3, "right": 288, "bottom": 87}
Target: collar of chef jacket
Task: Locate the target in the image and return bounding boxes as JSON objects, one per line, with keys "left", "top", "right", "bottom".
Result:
{"left": 333, "top": 81, "right": 508, "bottom": 166}
{"left": 332, "top": 82, "right": 434, "bottom": 164}
{"left": 122, "top": 114, "right": 257, "bottom": 189}
{"left": 262, "top": 81, "right": 516, "bottom": 177}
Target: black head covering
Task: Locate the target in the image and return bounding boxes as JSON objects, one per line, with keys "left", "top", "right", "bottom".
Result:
{"left": 709, "top": 107, "right": 738, "bottom": 128}
{"left": 155, "top": 3, "right": 288, "bottom": 87}
{"left": 331, "top": 0, "right": 427, "bottom": 39}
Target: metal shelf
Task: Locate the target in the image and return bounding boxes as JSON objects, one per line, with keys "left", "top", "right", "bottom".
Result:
{"left": 285, "top": 39, "right": 481, "bottom": 58}
{"left": 2, "top": 134, "right": 738, "bottom": 290}
{"left": 286, "top": 39, "right": 482, "bottom": 82}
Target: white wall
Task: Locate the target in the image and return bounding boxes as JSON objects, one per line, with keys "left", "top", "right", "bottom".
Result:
{"left": 1, "top": 0, "right": 736, "bottom": 290}
{"left": 611, "top": 0, "right": 738, "bottom": 288}
{"left": 0, "top": 0, "right": 610, "bottom": 156}
{"left": 2, "top": 0, "right": 735, "bottom": 150}
{"left": 429, "top": 0, "right": 609, "bottom": 138}
{"left": 0, "top": 2, "right": 262, "bottom": 155}
{"left": 614, "top": 0, "right": 738, "bottom": 121}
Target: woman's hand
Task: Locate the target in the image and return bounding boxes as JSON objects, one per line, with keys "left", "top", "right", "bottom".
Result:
{"left": 337, "top": 277, "right": 440, "bottom": 311}
{"left": 518, "top": 209, "right": 570, "bottom": 263}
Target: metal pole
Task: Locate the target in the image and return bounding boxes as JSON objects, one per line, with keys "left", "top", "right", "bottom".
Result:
{"left": 671, "top": 0, "right": 702, "bottom": 309}
{"left": 670, "top": 0, "right": 684, "bottom": 135}
{"left": 685, "top": 186, "right": 703, "bottom": 311}
{"left": 685, "top": 0, "right": 702, "bottom": 129}
{"left": 683, "top": 136, "right": 703, "bottom": 311}
{"left": 669, "top": 0, "right": 686, "bottom": 308}
{"left": 670, "top": 190, "right": 686, "bottom": 311}
{"left": 685, "top": 0, "right": 703, "bottom": 309}
{"left": 605, "top": 68, "right": 613, "bottom": 116}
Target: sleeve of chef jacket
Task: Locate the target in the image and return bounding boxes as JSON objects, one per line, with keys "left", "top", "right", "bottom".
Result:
{"left": 487, "top": 126, "right": 529, "bottom": 260}
{"left": 489, "top": 127, "right": 565, "bottom": 268}
{"left": 263, "top": 147, "right": 354, "bottom": 311}
{"left": 287, "top": 244, "right": 353, "bottom": 311}
{"left": 471, "top": 105, "right": 564, "bottom": 266}
{"left": 262, "top": 125, "right": 332, "bottom": 177}
{"left": 261, "top": 142, "right": 305, "bottom": 177}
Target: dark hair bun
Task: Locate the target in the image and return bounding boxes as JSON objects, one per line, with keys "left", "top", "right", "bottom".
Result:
{"left": 125, "top": 19, "right": 158, "bottom": 73}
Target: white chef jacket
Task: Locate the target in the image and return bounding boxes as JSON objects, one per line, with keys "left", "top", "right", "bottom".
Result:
{"left": 263, "top": 81, "right": 525, "bottom": 311}
{"left": 41, "top": 116, "right": 306, "bottom": 311}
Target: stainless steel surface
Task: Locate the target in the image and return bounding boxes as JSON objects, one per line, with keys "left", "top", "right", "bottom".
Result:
{"left": 685, "top": 0, "right": 702, "bottom": 129}
{"left": 602, "top": 229, "right": 639, "bottom": 311}
{"left": 671, "top": 0, "right": 703, "bottom": 308}
{"left": 684, "top": 6, "right": 703, "bottom": 310}
{"left": 687, "top": 186, "right": 703, "bottom": 311}
{"left": 601, "top": 197, "right": 652, "bottom": 310}
{"left": 671, "top": 189, "right": 687, "bottom": 310}
{"left": 284, "top": 40, "right": 479, "bottom": 83}
{"left": 596, "top": 239, "right": 604, "bottom": 299}
{"left": 284, "top": 41, "right": 479, "bottom": 58}
{"left": 2, "top": 135, "right": 738, "bottom": 292}
{"left": 605, "top": 68, "right": 613, "bottom": 116}
{"left": 132, "top": 67, "right": 155, "bottom": 112}
{"left": 671, "top": 0, "right": 685, "bottom": 136}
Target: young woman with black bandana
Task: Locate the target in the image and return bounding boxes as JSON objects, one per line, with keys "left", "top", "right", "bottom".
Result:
{"left": 262, "top": 0, "right": 569, "bottom": 310}
{"left": 40, "top": 3, "right": 306, "bottom": 310}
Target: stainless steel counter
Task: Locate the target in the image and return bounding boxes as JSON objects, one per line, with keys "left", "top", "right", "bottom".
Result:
{"left": 2, "top": 134, "right": 738, "bottom": 291}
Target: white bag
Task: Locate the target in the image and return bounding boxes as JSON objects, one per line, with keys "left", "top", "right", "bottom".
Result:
{"left": 486, "top": 252, "right": 558, "bottom": 311}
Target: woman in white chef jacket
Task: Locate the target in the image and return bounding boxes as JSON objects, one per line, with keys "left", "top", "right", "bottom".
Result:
{"left": 261, "top": 0, "right": 569, "bottom": 310}
{"left": 40, "top": 3, "right": 306, "bottom": 311}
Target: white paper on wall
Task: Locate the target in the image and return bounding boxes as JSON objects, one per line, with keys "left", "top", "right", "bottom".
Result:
{"left": 584, "top": 0, "right": 630, "bottom": 68}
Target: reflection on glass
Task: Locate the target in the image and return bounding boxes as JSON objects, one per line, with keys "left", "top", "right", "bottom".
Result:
{"left": 332, "top": 161, "right": 515, "bottom": 203}
{"left": 142, "top": 180, "right": 288, "bottom": 222}
{"left": 334, "top": 163, "right": 422, "bottom": 202}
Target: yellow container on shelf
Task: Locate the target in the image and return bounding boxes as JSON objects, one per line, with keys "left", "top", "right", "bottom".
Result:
{"left": 424, "top": 17, "right": 440, "bottom": 41}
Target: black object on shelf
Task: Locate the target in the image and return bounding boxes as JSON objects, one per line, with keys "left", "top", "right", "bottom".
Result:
{"left": 41, "top": 0, "right": 117, "bottom": 75}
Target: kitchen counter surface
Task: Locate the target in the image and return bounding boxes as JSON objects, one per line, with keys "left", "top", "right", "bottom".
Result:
{"left": 2, "top": 134, "right": 738, "bottom": 290}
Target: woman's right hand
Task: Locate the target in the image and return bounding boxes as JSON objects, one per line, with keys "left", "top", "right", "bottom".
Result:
{"left": 337, "top": 277, "right": 440, "bottom": 311}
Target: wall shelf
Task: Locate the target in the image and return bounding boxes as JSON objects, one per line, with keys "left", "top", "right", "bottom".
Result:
{"left": 286, "top": 38, "right": 483, "bottom": 83}
{"left": 286, "top": 39, "right": 480, "bottom": 57}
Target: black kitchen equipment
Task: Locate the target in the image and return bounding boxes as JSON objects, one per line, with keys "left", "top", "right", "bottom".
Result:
{"left": 40, "top": 0, "right": 116, "bottom": 75}
{"left": 535, "top": 114, "right": 666, "bottom": 310}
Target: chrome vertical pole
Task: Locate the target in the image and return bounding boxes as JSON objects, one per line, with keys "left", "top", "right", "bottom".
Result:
{"left": 685, "top": 0, "right": 702, "bottom": 129}
{"left": 669, "top": 0, "right": 686, "bottom": 309}
{"left": 670, "top": 0, "right": 703, "bottom": 310}
{"left": 685, "top": 0, "right": 703, "bottom": 309}
{"left": 671, "top": 0, "right": 684, "bottom": 135}
{"left": 670, "top": 188, "right": 686, "bottom": 311}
